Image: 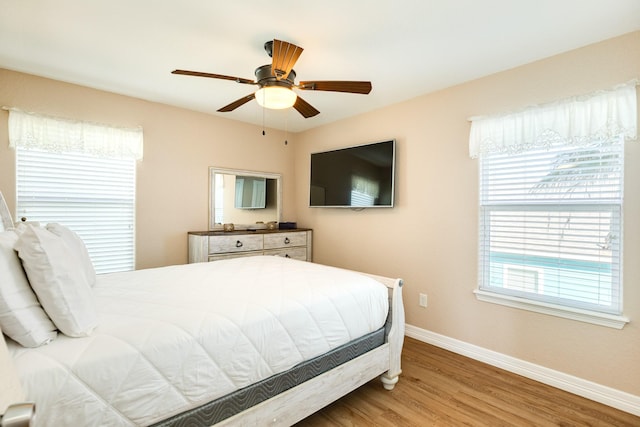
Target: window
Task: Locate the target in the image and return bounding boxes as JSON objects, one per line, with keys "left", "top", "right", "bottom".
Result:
{"left": 503, "top": 264, "right": 544, "bottom": 293}
{"left": 8, "top": 109, "right": 143, "bottom": 274}
{"left": 214, "top": 172, "right": 224, "bottom": 225}
{"left": 351, "top": 175, "right": 379, "bottom": 207}
{"left": 469, "top": 82, "right": 637, "bottom": 328}
{"left": 16, "top": 147, "right": 136, "bottom": 273}
{"left": 478, "top": 141, "right": 623, "bottom": 316}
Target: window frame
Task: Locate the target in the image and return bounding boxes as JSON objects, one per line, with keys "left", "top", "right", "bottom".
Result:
{"left": 475, "top": 142, "right": 629, "bottom": 329}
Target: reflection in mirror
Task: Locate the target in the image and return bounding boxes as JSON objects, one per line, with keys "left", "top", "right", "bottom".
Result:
{"left": 209, "top": 167, "right": 282, "bottom": 230}
{"left": 235, "top": 176, "right": 266, "bottom": 209}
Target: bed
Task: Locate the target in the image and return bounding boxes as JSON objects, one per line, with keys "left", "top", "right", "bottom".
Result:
{"left": 0, "top": 205, "right": 404, "bottom": 426}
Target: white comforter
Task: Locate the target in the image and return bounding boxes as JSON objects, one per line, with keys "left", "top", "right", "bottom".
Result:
{"left": 8, "top": 256, "right": 389, "bottom": 426}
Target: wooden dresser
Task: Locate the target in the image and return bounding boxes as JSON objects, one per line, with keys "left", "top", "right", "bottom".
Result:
{"left": 188, "top": 228, "right": 312, "bottom": 263}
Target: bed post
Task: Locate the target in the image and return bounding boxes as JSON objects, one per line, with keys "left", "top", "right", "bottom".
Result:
{"left": 381, "top": 278, "right": 404, "bottom": 390}
{"left": 0, "top": 192, "right": 15, "bottom": 231}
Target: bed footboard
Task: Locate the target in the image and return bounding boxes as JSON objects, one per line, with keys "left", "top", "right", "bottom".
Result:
{"left": 364, "top": 274, "right": 404, "bottom": 391}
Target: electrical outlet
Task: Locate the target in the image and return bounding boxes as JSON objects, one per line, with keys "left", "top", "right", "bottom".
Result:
{"left": 419, "top": 293, "right": 428, "bottom": 308}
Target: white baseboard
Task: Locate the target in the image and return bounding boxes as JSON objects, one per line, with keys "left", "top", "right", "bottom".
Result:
{"left": 405, "top": 324, "right": 640, "bottom": 417}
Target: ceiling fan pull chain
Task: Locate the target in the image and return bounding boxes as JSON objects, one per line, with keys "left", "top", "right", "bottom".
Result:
{"left": 284, "top": 110, "right": 289, "bottom": 145}
{"left": 262, "top": 91, "right": 266, "bottom": 136}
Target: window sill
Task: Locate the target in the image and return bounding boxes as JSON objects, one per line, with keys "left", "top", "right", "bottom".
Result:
{"left": 473, "top": 289, "right": 630, "bottom": 329}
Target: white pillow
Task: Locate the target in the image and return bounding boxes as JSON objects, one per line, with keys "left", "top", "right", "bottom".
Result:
{"left": 45, "top": 223, "right": 96, "bottom": 287}
{"left": 14, "top": 225, "right": 97, "bottom": 337}
{"left": 0, "top": 230, "right": 57, "bottom": 347}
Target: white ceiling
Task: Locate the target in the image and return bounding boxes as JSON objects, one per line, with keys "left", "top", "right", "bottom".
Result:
{"left": 1, "top": 1, "right": 639, "bottom": 133}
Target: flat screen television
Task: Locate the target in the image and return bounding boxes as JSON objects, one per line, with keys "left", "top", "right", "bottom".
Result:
{"left": 234, "top": 176, "right": 266, "bottom": 209}
{"left": 310, "top": 139, "right": 395, "bottom": 208}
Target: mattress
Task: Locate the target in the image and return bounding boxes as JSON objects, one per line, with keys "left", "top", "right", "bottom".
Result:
{"left": 7, "top": 256, "right": 389, "bottom": 426}
{"left": 152, "top": 327, "right": 386, "bottom": 427}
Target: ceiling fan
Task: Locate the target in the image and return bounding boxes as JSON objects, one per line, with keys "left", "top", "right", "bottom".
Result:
{"left": 171, "top": 39, "right": 372, "bottom": 118}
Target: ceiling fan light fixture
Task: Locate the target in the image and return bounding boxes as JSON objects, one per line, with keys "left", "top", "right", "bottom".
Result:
{"left": 255, "top": 86, "right": 297, "bottom": 109}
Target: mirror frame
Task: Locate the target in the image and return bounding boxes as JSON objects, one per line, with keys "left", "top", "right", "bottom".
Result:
{"left": 208, "top": 167, "right": 282, "bottom": 231}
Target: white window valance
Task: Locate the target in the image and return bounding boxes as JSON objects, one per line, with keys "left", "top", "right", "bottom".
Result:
{"left": 8, "top": 109, "right": 143, "bottom": 160}
{"left": 468, "top": 81, "right": 638, "bottom": 158}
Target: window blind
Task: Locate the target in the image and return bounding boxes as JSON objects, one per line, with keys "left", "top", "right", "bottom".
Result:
{"left": 16, "top": 147, "right": 136, "bottom": 274}
{"left": 478, "top": 140, "right": 623, "bottom": 314}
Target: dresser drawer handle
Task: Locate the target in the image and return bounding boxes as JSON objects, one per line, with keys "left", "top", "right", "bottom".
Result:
{"left": 284, "top": 237, "right": 290, "bottom": 244}
{"left": 236, "top": 240, "right": 243, "bottom": 248}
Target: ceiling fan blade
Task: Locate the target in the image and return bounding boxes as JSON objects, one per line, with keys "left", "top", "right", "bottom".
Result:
{"left": 217, "top": 93, "right": 256, "bottom": 112}
{"left": 172, "top": 69, "right": 255, "bottom": 85}
{"left": 298, "top": 80, "right": 372, "bottom": 94}
{"left": 271, "top": 39, "right": 303, "bottom": 81}
{"left": 293, "top": 95, "right": 320, "bottom": 118}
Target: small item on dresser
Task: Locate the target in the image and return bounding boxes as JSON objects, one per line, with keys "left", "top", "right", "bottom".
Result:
{"left": 223, "top": 223, "right": 234, "bottom": 232}
{"left": 266, "top": 221, "right": 278, "bottom": 230}
{"left": 278, "top": 222, "right": 297, "bottom": 230}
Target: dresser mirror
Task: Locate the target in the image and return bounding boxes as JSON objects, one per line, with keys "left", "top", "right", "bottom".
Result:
{"left": 209, "top": 167, "right": 282, "bottom": 230}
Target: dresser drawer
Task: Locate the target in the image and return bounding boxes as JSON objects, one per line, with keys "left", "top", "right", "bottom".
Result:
{"left": 209, "top": 251, "right": 261, "bottom": 262}
{"left": 264, "top": 231, "right": 307, "bottom": 249}
{"left": 265, "top": 247, "right": 307, "bottom": 261}
{"left": 209, "top": 234, "right": 263, "bottom": 254}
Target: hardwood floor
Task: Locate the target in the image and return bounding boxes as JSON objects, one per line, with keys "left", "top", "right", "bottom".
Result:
{"left": 296, "top": 337, "right": 639, "bottom": 426}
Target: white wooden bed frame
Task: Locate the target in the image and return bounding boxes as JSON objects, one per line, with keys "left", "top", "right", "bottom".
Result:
{"left": 0, "top": 192, "right": 404, "bottom": 426}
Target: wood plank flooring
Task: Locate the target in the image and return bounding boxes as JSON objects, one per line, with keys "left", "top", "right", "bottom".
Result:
{"left": 296, "top": 337, "right": 639, "bottom": 426}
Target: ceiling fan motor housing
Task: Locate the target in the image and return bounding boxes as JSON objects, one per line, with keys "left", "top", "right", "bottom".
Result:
{"left": 255, "top": 65, "right": 296, "bottom": 88}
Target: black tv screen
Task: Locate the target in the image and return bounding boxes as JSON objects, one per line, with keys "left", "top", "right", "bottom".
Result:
{"left": 310, "top": 139, "right": 395, "bottom": 208}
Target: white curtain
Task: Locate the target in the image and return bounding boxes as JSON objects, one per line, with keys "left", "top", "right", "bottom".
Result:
{"left": 8, "top": 109, "right": 143, "bottom": 160}
{"left": 468, "top": 81, "right": 638, "bottom": 158}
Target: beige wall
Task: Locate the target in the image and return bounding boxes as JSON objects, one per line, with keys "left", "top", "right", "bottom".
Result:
{"left": 0, "top": 69, "right": 296, "bottom": 268}
{"left": 293, "top": 31, "right": 640, "bottom": 396}
{"left": 0, "top": 31, "right": 638, "bottom": 398}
